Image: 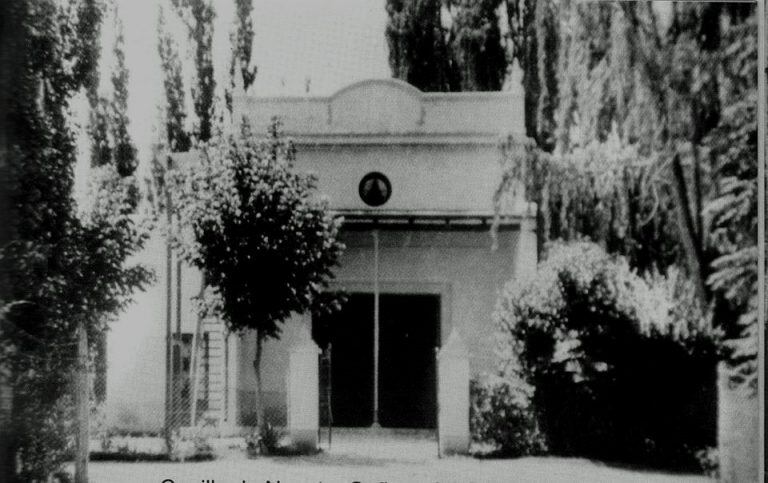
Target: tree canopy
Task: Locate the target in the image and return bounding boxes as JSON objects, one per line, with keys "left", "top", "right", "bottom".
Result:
{"left": 169, "top": 120, "right": 344, "bottom": 426}
{"left": 0, "top": 0, "right": 151, "bottom": 479}
{"left": 496, "top": 1, "right": 757, "bottom": 390}
{"left": 385, "top": 0, "right": 508, "bottom": 92}
{"left": 170, "top": 122, "right": 344, "bottom": 339}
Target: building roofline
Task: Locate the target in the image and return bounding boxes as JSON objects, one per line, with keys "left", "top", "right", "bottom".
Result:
{"left": 233, "top": 78, "right": 523, "bottom": 105}
{"left": 288, "top": 132, "right": 521, "bottom": 146}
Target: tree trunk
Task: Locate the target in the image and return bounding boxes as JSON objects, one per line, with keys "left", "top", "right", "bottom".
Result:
{"left": 163, "top": 159, "right": 173, "bottom": 453}
{"left": 252, "top": 331, "right": 265, "bottom": 428}
{"left": 0, "top": 2, "right": 22, "bottom": 479}
{"left": 670, "top": 153, "right": 708, "bottom": 304}
{"left": 75, "top": 321, "right": 89, "bottom": 483}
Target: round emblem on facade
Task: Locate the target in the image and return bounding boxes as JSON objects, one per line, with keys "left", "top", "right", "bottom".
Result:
{"left": 358, "top": 172, "right": 392, "bottom": 207}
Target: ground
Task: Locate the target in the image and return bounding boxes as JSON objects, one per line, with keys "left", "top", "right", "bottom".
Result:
{"left": 83, "top": 431, "right": 712, "bottom": 483}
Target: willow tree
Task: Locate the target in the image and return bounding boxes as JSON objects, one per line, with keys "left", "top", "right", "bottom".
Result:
{"left": 703, "top": 12, "right": 758, "bottom": 388}
{"left": 170, "top": 121, "right": 344, "bottom": 428}
{"left": 498, "top": 1, "right": 757, "bottom": 388}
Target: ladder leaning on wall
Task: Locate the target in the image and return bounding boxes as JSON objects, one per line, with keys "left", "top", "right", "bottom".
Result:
{"left": 189, "top": 315, "right": 228, "bottom": 428}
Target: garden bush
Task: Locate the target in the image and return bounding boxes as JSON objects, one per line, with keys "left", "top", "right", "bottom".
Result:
{"left": 491, "top": 241, "right": 719, "bottom": 470}
{"left": 470, "top": 374, "right": 545, "bottom": 456}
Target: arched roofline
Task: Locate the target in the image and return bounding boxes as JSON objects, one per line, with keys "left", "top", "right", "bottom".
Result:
{"left": 329, "top": 78, "right": 423, "bottom": 101}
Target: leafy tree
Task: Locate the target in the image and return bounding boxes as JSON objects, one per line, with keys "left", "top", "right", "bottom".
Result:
{"left": 385, "top": 0, "right": 509, "bottom": 93}
{"left": 88, "top": 6, "right": 138, "bottom": 177}
{"left": 497, "top": 2, "right": 757, "bottom": 389}
{"left": 498, "top": 0, "right": 560, "bottom": 258}
{"left": 109, "top": 13, "right": 138, "bottom": 178}
{"left": 385, "top": 0, "right": 458, "bottom": 92}
{"left": 171, "top": 0, "right": 216, "bottom": 144}
{"left": 0, "top": 0, "right": 151, "bottom": 480}
{"left": 704, "top": 14, "right": 758, "bottom": 389}
{"left": 225, "top": 0, "right": 257, "bottom": 115}
{"left": 156, "top": 5, "right": 194, "bottom": 442}
{"left": 503, "top": 0, "right": 550, "bottom": 147}
{"left": 86, "top": 3, "right": 141, "bottom": 404}
{"left": 157, "top": 7, "right": 192, "bottom": 156}
{"left": 493, "top": 241, "right": 718, "bottom": 468}
{"left": 447, "top": 0, "right": 507, "bottom": 91}
{"left": 169, "top": 120, "right": 344, "bottom": 427}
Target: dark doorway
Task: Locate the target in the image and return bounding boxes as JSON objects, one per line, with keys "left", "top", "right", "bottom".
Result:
{"left": 314, "top": 293, "right": 374, "bottom": 427}
{"left": 378, "top": 293, "right": 440, "bottom": 429}
{"left": 312, "top": 292, "right": 440, "bottom": 429}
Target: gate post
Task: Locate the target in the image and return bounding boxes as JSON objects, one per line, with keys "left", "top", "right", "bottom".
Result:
{"left": 437, "top": 329, "right": 470, "bottom": 456}
{"left": 287, "top": 325, "right": 320, "bottom": 450}
{"left": 717, "top": 362, "right": 759, "bottom": 482}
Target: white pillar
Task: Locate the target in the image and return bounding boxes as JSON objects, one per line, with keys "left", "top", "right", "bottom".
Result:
{"left": 437, "top": 329, "right": 470, "bottom": 456}
{"left": 514, "top": 216, "right": 537, "bottom": 280}
{"left": 223, "top": 332, "right": 240, "bottom": 433}
{"left": 287, "top": 324, "right": 320, "bottom": 449}
{"left": 717, "top": 363, "right": 759, "bottom": 482}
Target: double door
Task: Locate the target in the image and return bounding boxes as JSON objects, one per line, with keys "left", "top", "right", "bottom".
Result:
{"left": 314, "top": 293, "right": 440, "bottom": 429}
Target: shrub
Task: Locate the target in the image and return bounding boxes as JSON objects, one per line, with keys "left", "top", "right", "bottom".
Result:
{"left": 493, "top": 241, "right": 719, "bottom": 470}
{"left": 244, "top": 424, "right": 321, "bottom": 457}
{"left": 167, "top": 429, "right": 216, "bottom": 462}
{"left": 470, "top": 375, "right": 545, "bottom": 456}
{"left": 245, "top": 423, "right": 283, "bottom": 457}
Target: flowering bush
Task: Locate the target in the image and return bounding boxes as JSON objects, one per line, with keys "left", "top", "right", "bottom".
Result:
{"left": 492, "top": 241, "right": 718, "bottom": 469}
{"left": 470, "top": 375, "right": 545, "bottom": 456}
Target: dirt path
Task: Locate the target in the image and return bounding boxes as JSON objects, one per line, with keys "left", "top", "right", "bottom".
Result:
{"left": 86, "top": 432, "right": 711, "bottom": 483}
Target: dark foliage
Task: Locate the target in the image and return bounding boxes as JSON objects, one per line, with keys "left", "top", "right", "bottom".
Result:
{"left": 386, "top": 0, "right": 458, "bottom": 92}
{"left": 494, "top": 242, "right": 718, "bottom": 470}
{"left": 470, "top": 375, "right": 545, "bottom": 456}
{"left": 171, "top": 121, "right": 344, "bottom": 338}
{"left": 0, "top": 0, "right": 151, "bottom": 480}
{"left": 226, "top": 0, "right": 257, "bottom": 114}
{"left": 171, "top": 0, "right": 216, "bottom": 144}
{"left": 449, "top": 0, "right": 507, "bottom": 91}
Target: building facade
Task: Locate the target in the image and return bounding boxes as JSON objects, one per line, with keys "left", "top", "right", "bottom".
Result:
{"left": 105, "top": 78, "right": 534, "bottom": 433}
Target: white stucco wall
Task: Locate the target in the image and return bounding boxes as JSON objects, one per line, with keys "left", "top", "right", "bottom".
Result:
{"left": 105, "top": 78, "right": 530, "bottom": 431}
{"left": 294, "top": 143, "right": 515, "bottom": 214}
{"left": 246, "top": 226, "right": 530, "bottom": 425}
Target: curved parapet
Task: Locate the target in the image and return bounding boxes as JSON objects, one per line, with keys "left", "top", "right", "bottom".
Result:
{"left": 233, "top": 78, "right": 524, "bottom": 140}
{"left": 328, "top": 79, "right": 424, "bottom": 134}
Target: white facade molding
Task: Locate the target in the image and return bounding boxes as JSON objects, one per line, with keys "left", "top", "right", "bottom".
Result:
{"left": 234, "top": 78, "right": 525, "bottom": 139}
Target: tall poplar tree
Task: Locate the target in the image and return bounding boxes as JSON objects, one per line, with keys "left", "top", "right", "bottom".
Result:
{"left": 87, "top": 4, "right": 141, "bottom": 404}
{"left": 171, "top": 0, "right": 216, "bottom": 144}
{"left": 109, "top": 15, "right": 138, "bottom": 178}
{"left": 448, "top": 0, "right": 507, "bottom": 91}
{"left": 385, "top": 0, "right": 458, "bottom": 92}
{"left": 156, "top": 5, "right": 193, "bottom": 441}
{"left": 226, "top": 0, "right": 257, "bottom": 115}
{"left": 158, "top": 8, "right": 192, "bottom": 155}
{"left": 0, "top": 0, "right": 150, "bottom": 479}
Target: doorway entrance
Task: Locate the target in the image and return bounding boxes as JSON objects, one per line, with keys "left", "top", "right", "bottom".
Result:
{"left": 313, "top": 292, "right": 440, "bottom": 429}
